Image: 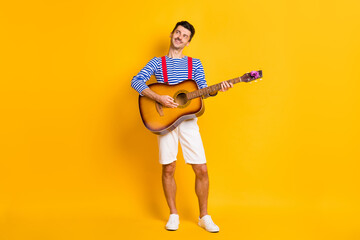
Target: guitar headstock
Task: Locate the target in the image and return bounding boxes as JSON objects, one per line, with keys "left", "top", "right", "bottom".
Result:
{"left": 241, "top": 70, "right": 263, "bottom": 83}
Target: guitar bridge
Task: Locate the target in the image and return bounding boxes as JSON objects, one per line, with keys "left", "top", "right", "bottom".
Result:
{"left": 155, "top": 102, "right": 164, "bottom": 116}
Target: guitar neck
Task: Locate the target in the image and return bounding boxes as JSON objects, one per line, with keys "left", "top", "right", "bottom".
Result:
{"left": 187, "top": 77, "right": 242, "bottom": 100}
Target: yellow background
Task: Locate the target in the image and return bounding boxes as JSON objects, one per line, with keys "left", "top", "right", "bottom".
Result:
{"left": 1, "top": 0, "right": 359, "bottom": 239}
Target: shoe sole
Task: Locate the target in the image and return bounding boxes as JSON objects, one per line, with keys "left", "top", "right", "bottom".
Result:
{"left": 166, "top": 228, "right": 178, "bottom": 231}
{"left": 165, "top": 225, "right": 179, "bottom": 231}
{"left": 198, "top": 223, "right": 219, "bottom": 233}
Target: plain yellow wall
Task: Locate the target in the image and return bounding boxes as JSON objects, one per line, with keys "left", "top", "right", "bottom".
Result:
{"left": 1, "top": 0, "right": 359, "bottom": 239}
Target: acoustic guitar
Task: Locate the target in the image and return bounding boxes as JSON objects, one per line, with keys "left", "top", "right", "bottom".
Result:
{"left": 139, "top": 70, "right": 263, "bottom": 135}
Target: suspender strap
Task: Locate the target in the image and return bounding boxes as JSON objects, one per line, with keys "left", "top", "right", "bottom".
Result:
{"left": 161, "top": 56, "right": 168, "bottom": 84}
{"left": 188, "top": 56, "right": 192, "bottom": 79}
{"left": 161, "top": 56, "right": 193, "bottom": 83}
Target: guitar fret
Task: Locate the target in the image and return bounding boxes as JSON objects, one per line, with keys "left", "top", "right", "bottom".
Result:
{"left": 188, "top": 75, "right": 246, "bottom": 99}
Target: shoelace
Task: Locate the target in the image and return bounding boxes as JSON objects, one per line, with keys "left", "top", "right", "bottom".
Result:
{"left": 168, "top": 216, "right": 178, "bottom": 224}
{"left": 203, "top": 217, "right": 216, "bottom": 226}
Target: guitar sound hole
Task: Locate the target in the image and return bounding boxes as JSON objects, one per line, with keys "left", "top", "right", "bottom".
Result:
{"left": 175, "top": 93, "right": 188, "bottom": 106}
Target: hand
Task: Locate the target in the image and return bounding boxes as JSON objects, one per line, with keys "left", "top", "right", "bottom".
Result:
{"left": 158, "top": 95, "right": 179, "bottom": 108}
{"left": 219, "top": 81, "right": 233, "bottom": 92}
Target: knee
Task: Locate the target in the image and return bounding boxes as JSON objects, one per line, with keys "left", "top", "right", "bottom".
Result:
{"left": 162, "top": 162, "right": 176, "bottom": 178}
{"left": 193, "top": 164, "right": 208, "bottom": 179}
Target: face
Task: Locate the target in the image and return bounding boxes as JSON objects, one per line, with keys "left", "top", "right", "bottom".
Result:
{"left": 170, "top": 25, "right": 191, "bottom": 50}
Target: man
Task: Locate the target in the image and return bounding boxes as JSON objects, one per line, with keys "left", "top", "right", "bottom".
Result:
{"left": 131, "top": 21, "right": 232, "bottom": 232}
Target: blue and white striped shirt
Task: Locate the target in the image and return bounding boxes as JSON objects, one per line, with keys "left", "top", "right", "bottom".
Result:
{"left": 131, "top": 56, "right": 207, "bottom": 95}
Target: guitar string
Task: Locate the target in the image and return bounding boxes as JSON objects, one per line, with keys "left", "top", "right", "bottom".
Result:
{"left": 186, "top": 76, "right": 245, "bottom": 100}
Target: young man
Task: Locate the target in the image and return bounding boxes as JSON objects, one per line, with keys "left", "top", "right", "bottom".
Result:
{"left": 131, "top": 21, "right": 232, "bottom": 232}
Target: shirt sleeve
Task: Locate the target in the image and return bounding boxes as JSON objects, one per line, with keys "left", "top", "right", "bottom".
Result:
{"left": 193, "top": 59, "right": 208, "bottom": 89}
{"left": 131, "top": 57, "right": 159, "bottom": 95}
{"left": 193, "top": 59, "right": 218, "bottom": 98}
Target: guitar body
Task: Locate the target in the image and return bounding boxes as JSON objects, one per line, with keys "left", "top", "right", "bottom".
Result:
{"left": 139, "top": 79, "right": 204, "bottom": 135}
{"left": 137, "top": 70, "right": 263, "bottom": 135}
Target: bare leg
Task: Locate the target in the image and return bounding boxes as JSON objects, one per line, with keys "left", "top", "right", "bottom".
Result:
{"left": 162, "top": 161, "right": 178, "bottom": 214}
{"left": 192, "top": 163, "right": 209, "bottom": 218}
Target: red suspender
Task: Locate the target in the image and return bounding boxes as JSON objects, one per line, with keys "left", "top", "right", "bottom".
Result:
{"left": 161, "top": 56, "right": 193, "bottom": 83}
{"left": 188, "top": 56, "right": 192, "bottom": 79}
{"left": 161, "top": 56, "right": 168, "bottom": 83}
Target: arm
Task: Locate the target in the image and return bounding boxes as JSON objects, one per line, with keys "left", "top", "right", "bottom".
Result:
{"left": 192, "top": 59, "right": 232, "bottom": 98}
{"left": 131, "top": 57, "right": 178, "bottom": 108}
{"left": 192, "top": 59, "right": 212, "bottom": 98}
{"left": 131, "top": 58, "right": 158, "bottom": 95}
{"left": 193, "top": 59, "right": 230, "bottom": 98}
{"left": 141, "top": 88, "right": 178, "bottom": 108}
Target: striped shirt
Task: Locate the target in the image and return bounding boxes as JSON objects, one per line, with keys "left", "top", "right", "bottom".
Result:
{"left": 131, "top": 56, "right": 207, "bottom": 95}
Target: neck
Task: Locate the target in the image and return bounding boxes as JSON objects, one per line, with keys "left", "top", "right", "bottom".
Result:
{"left": 167, "top": 47, "right": 184, "bottom": 59}
{"left": 186, "top": 77, "right": 245, "bottom": 100}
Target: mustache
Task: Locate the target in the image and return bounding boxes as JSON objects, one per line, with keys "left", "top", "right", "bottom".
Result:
{"left": 175, "top": 38, "right": 182, "bottom": 42}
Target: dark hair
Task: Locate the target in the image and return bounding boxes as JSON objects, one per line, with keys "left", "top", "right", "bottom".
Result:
{"left": 171, "top": 21, "right": 195, "bottom": 41}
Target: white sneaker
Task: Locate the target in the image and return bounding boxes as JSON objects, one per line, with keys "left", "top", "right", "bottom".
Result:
{"left": 198, "top": 215, "right": 220, "bottom": 233}
{"left": 165, "top": 214, "right": 179, "bottom": 231}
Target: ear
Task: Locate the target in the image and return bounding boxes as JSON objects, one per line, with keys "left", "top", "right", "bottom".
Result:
{"left": 170, "top": 32, "right": 173, "bottom": 38}
{"left": 186, "top": 41, "right": 190, "bottom": 47}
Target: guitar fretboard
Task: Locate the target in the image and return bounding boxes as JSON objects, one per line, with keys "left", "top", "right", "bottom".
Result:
{"left": 186, "top": 76, "right": 244, "bottom": 100}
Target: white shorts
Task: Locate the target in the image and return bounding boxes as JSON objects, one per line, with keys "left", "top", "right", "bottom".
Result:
{"left": 157, "top": 118, "right": 207, "bottom": 165}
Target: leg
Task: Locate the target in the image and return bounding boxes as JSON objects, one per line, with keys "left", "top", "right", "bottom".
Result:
{"left": 192, "top": 163, "right": 209, "bottom": 218}
{"left": 158, "top": 128, "right": 179, "bottom": 214}
{"left": 162, "top": 161, "right": 178, "bottom": 214}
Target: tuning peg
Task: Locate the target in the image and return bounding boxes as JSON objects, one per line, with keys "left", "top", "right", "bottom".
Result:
{"left": 260, "top": 78, "right": 262, "bottom": 81}
{"left": 255, "top": 80, "right": 258, "bottom": 82}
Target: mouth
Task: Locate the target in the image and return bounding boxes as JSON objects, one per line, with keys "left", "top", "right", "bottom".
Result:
{"left": 175, "top": 39, "right": 182, "bottom": 44}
